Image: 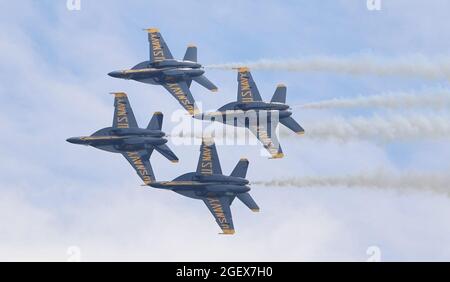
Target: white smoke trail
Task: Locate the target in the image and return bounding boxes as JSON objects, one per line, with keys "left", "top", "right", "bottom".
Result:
{"left": 253, "top": 171, "right": 450, "bottom": 196}
{"left": 207, "top": 55, "right": 450, "bottom": 80}
{"left": 170, "top": 114, "right": 450, "bottom": 143}
{"left": 299, "top": 89, "right": 450, "bottom": 110}
{"left": 293, "top": 114, "right": 450, "bottom": 142}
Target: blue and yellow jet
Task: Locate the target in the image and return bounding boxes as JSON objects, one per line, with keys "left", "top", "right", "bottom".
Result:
{"left": 108, "top": 28, "right": 218, "bottom": 115}
{"left": 195, "top": 67, "right": 305, "bottom": 159}
{"left": 149, "top": 138, "right": 259, "bottom": 235}
{"left": 66, "top": 92, "right": 178, "bottom": 185}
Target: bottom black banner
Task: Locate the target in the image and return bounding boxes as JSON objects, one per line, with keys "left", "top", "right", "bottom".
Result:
{"left": 1, "top": 262, "right": 449, "bottom": 280}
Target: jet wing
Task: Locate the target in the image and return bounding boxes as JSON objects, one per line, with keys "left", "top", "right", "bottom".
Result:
{"left": 237, "top": 67, "right": 263, "bottom": 103}
{"left": 161, "top": 81, "right": 199, "bottom": 115}
{"left": 202, "top": 196, "right": 235, "bottom": 235}
{"left": 145, "top": 28, "right": 173, "bottom": 63}
{"left": 112, "top": 92, "right": 138, "bottom": 129}
{"left": 196, "top": 138, "right": 222, "bottom": 176}
{"left": 122, "top": 150, "right": 155, "bottom": 185}
{"left": 247, "top": 120, "right": 284, "bottom": 159}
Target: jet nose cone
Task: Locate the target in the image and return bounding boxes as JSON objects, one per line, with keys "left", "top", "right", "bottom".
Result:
{"left": 66, "top": 137, "right": 79, "bottom": 144}
{"left": 108, "top": 71, "right": 123, "bottom": 78}
{"left": 66, "top": 137, "right": 85, "bottom": 144}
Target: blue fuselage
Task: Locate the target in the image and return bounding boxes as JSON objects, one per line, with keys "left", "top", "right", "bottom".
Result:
{"left": 195, "top": 101, "right": 293, "bottom": 125}
{"left": 108, "top": 59, "right": 204, "bottom": 84}
{"left": 66, "top": 127, "right": 167, "bottom": 153}
{"left": 149, "top": 172, "right": 251, "bottom": 199}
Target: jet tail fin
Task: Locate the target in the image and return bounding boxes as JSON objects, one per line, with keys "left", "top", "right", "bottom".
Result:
{"left": 280, "top": 116, "right": 305, "bottom": 135}
{"left": 147, "top": 112, "right": 163, "bottom": 130}
{"left": 183, "top": 45, "right": 197, "bottom": 62}
{"left": 230, "top": 158, "right": 249, "bottom": 178}
{"left": 271, "top": 84, "right": 287, "bottom": 104}
{"left": 193, "top": 75, "right": 218, "bottom": 92}
{"left": 237, "top": 193, "right": 259, "bottom": 212}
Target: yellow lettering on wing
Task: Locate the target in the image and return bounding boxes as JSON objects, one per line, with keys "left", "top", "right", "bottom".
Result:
{"left": 250, "top": 125, "right": 278, "bottom": 155}
{"left": 126, "top": 152, "right": 152, "bottom": 185}
{"left": 201, "top": 146, "right": 213, "bottom": 175}
{"left": 207, "top": 197, "right": 231, "bottom": 230}
{"left": 239, "top": 75, "right": 253, "bottom": 103}
{"left": 116, "top": 100, "right": 129, "bottom": 128}
{"left": 150, "top": 32, "right": 165, "bottom": 62}
{"left": 166, "top": 83, "right": 195, "bottom": 114}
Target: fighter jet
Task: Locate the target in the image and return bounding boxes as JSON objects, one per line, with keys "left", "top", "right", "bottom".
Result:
{"left": 148, "top": 138, "right": 259, "bottom": 235}
{"left": 66, "top": 92, "right": 178, "bottom": 185}
{"left": 194, "top": 67, "right": 304, "bottom": 159}
{"left": 108, "top": 28, "right": 218, "bottom": 115}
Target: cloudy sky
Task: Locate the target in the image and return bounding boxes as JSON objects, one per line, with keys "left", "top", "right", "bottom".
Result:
{"left": 1, "top": 0, "right": 450, "bottom": 261}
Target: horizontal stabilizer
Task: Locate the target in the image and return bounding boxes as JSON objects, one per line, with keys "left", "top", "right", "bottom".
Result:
{"left": 271, "top": 84, "right": 287, "bottom": 104}
{"left": 280, "top": 116, "right": 305, "bottom": 135}
{"left": 237, "top": 193, "right": 259, "bottom": 212}
{"left": 193, "top": 75, "right": 218, "bottom": 92}
{"left": 183, "top": 45, "right": 197, "bottom": 62}
{"left": 230, "top": 159, "right": 249, "bottom": 178}
{"left": 154, "top": 144, "right": 179, "bottom": 163}
{"left": 147, "top": 112, "right": 163, "bottom": 130}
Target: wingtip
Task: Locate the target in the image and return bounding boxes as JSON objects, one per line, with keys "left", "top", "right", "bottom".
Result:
{"left": 109, "top": 92, "right": 127, "bottom": 97}
{"left": 144, "top": 27, "right": 159, "bottom": 33}
{"left": 270, "top": 153, "right": 285, "bottom": 159}
{"left": 251, "top": 208, "right": 260, "bottom": 213}
{"left": 237, "top": 67, "right": 250, "bottom": 73}
{"left": 297, "top": 131, "right": 305, "bottom": 136}
{"left": 187, "top": 44, "right": 197, "bottom": 48}
{"left": 220, "top": 229, "right": 235, "bottom": 235}
{"left": 277, "top": 83, "right": 286, "bottom": 88}
{"left": 240, "top": 158, "right": 249, "bottom": 162}
{"left": 202, "top": 136, "right": 215, "bottom": 146}
{"left": 171, "top": 160, "right": 179, "bottom": 164}
{"left": 191, "top": 109, "right": 201, "bottom": 116}
{"left": 211, "top": 88, "right": 219, "bottom": 93}
{"left": 153, "top": 111, "right": 163, "bottom": 116}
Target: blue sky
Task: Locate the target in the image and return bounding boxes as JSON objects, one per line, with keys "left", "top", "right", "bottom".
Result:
{"left": 0, "top": 0, "right": 450, "bottom": 261}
